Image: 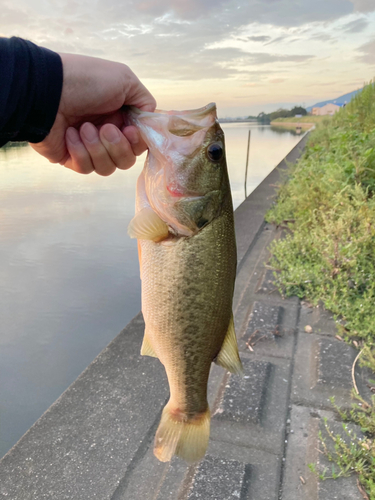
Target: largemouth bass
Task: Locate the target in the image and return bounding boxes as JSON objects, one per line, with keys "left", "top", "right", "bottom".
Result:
{"left": 127, "top": 103, "right": 242, "bottom": 463}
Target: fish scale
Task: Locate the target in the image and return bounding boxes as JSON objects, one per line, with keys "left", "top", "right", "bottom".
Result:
{"left": 141, "top": 202, "right": 236, "bottom": 413}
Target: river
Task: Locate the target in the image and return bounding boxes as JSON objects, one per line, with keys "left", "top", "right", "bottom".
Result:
{"left": 0, "top": 123, "right": 301, "bottom": 457}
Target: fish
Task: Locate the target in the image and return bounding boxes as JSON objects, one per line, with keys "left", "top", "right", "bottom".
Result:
{"left": 126, "top": 103, "right": 242, "bottom": 463}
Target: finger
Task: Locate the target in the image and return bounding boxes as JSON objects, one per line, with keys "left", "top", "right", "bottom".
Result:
{"left": 99, "top": 124, "right": 137, "bottom": 170}
{"left": 140, "top": 99, "right": 157, "bottom": 112}
{"left": 65, "top": 127, "right": 95, "bottom": 174}
{"left": 80, "top": 123, "right": 117, "bottom": 176}
{"left": 121, "top": 125, "right": 148, "bottom": 156}
{"left": 127, "top": 88, "right": 156, "bottom": 112}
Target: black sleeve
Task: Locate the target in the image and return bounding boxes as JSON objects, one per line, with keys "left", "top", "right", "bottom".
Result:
{"left": 0, "top": 37, "right": 63, "bottom": 147}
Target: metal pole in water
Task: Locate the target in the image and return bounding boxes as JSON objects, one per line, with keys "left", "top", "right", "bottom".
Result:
{"left": 244, "top": 130, "right": 251, "bottom": 199}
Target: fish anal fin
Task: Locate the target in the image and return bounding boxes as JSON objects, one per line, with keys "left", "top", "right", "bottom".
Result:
{"left": 214, "top": 315, "right": 243, "bottom": 375}
{"left": 140, "top": 333, "right": 158, "bottom": 358}
{"left": 128, "top": 207, "right": 169, "bottom": 242}
{"left": 154, "top": 404, "right": 210, "bottom": 463}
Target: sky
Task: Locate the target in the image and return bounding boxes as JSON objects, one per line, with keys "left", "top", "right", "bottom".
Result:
{"left": 1, "top": 0, "right": 375, "bottom": 117}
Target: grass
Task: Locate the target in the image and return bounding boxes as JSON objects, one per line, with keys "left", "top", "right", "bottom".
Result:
{"left": 266, "top": 81, "right": 375, "bottom": 497}
{"left": 267, "top": 85, "right": 375, "bottom": 344}
{"left": 309, "top": 414, "right": 375, "bottom": 498}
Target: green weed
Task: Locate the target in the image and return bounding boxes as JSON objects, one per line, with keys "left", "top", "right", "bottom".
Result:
{"left": 266, "top": 82, "right": 375, "bottom": 343}
{"left": 308, "top": 418, "right": 375, "bottom": 498}
{"left": 267, "top": 81, "right": 375, "bottom": 496}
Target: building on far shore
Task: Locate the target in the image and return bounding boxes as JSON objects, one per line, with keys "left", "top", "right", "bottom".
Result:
{"left": 311, "top": 103, "right": 342, "bottom": 116}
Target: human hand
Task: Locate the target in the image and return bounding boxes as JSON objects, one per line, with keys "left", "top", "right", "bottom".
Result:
{"left": 31, "top": 53, "right": 156, "bottom": 176}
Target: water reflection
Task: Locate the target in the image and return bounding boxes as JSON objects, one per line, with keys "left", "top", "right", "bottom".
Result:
{"left": 0, "top": 124, "right": 300, "bottom": 457}
{"left": 269, "top": 125, "right": 300, "bottom": 135}
{"left": 223, "top": 122, "right": 301, "bottom": 208}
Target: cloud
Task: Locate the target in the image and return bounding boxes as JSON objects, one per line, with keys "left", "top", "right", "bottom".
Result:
{"left": 0, "top": 0, "right": 364, "bottom": 97}
{"left": 269, "top": 78, "right": 286, "bottom": 83}
{"left": 357, "top": 38, "right": 375, "bottom": 64}
{"left": 246, "top": 35, "right": 271, "bottom": 42}
{"left": 342, "top": 17, "right": 369, "bottom": 32}
{"left": 0, "top": 0, "right": 359, "bottom": 63}
{"left": 127, "top": 0, "right": 355, "bottom": 25}
{"left": 133, "top": 0, "right": 229, "bottom": 19}
{"left": 204, "top": 48, "right": 314, "bottom": 77}
{"left": 5, "top": 0, "right": 357, "bottom": 35}
{"left": 123, "top": 45, "right": 314, "bottom": 80}
{"left": 0, "top": 4, "right": 29, "bottom": 26}
{"left": 264, "top": 35, "right": 289, "bottom": 46}
{"left": 309, "top": 33, "right": 335, "bottom": 42}
{"left": 306, "top": 81, "right": 341, "bottom": 87}
{"left": 0, "top": 0, "right": 318, "bottom": 82}
{"left": 241, "top": 82, "right": 263, "bottom": 87}
{"left": 245, "top": 52, "right": 314, "bottom": 65}
{"left": 350, "top": 0, "right": 375, "bottom": 13}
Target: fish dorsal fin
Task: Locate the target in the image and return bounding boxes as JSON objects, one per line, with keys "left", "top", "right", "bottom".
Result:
{"left": 214, "top": 315, "right": 243, "bottom": 375}
{"left": 140, "top": 332, "right": 158, "bottom": 358}
{"left": 128, "top": 207, "right": 169, "bottom": 242}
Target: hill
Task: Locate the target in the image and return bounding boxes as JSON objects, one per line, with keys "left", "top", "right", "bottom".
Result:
{"left": 306, "top": 88, "right": 364, "bottom": 111}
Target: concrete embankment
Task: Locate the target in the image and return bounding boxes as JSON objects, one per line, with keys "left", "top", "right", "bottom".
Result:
{"left": 0, "top": 131, "right": 368, "bottom": 500}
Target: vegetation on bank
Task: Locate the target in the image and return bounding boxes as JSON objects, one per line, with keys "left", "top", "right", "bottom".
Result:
{"left": 270, "top": 123, "right": 313, "bottom": 133}
{"left": 266, "top": 83, "right": 375, "bottom": 343}
{"left": 271, "top": 115, "right": 326, "bottom": 124}
{"left": 270, "top": 116, "right": 325, "bottom": 133}
{"left": 266, "top": 81, "right": 375, "bottom": 496}
{"left": 248, "top": 106, "right": 307, "bottom": 124}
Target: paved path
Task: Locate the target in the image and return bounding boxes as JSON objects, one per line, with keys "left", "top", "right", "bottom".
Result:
{"left": 1, "top": 133, "right": 370, "bottom": 499}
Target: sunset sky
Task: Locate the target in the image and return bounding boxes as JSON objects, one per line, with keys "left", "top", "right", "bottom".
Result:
{"left": 1, "top": 0, "right": 375, "bottom": 117}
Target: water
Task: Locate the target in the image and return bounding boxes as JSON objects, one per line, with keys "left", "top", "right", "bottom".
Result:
{"left": 0, "top": 123, "right": 300, "bottom": 457}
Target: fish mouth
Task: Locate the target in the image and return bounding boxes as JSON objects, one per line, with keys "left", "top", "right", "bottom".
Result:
{"left": 166, "top": 185, "right": 185, "bottom": 197}
{"left": 166, "top": 184, "right": 203, "bottom": 199}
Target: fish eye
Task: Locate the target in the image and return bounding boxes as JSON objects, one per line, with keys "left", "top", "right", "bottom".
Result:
{"left": 207, "top": 142, "right": 223, "bottom": 162}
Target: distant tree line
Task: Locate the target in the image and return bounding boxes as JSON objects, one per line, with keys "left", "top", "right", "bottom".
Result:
{"left": 248, "top": 106, "right": 307, "bottom": 124}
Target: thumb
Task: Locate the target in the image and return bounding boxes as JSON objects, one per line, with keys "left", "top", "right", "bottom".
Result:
{"left": 125, "top": 74, "right": 156, "bottom": 112}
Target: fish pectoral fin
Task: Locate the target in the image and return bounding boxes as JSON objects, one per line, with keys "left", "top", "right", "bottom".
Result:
{"left": 128, "top": 207, "right": 169, "bottom": 242}
{"left": 214, "top": 315, "right": 243, "bottom": 375}
{"left": 140, "top": 333, "right": 158, "bottom": 358}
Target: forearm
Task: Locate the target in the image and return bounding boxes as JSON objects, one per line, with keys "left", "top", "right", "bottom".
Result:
{"left": 0, "top": 37, "right": 63, "bottom": 147}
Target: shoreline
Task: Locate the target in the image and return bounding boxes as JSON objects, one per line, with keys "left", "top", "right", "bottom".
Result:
{"left": 270, "top": 121, "right": 315, "bottom": 128}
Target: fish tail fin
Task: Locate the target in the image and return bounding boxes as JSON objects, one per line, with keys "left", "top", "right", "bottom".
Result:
{"left": 154, "top": 404, "right": 210, "bottom": 463}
